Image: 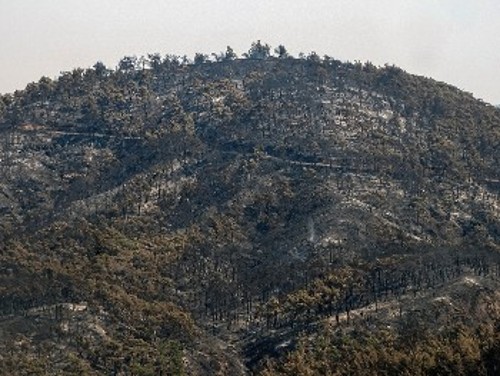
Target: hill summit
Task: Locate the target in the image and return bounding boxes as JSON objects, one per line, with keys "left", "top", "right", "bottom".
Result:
{"left": 0, "top": 43, "right": 499, "bottom": 375}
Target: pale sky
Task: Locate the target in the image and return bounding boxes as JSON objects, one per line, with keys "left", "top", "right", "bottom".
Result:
{"left": 1, "top": 0, "right": 499, "bottom": 104}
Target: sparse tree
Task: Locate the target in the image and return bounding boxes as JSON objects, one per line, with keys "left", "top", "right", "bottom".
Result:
{"left": 117, "top": 55, "right": 137, "bottom": 73}
{"left": 92, "top": 61, "right": 109, "bottom": 77}
{"left": 275, "top": 44, "right": 289, "bottom": 59}
{"left": 244, "top": 40, "right": 271, "bottom": 60}
{"left": 194, "top": 52, "right": 208, "bottom": 65}
{"left": 307, "top": 51, "right": 321, "bottom": 63}
{"left": 224, "top": 45, "right": 237, "bottom": 60}
{"left": 147, "top": 53, "right": 162, "bottom": 71}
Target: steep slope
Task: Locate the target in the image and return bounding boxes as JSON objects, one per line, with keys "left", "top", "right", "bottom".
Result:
{"left": 0, "top": 54, "right": 499, "bottom": 374}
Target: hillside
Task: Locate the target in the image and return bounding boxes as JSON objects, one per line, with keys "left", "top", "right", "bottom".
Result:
{"left": 0, "top": 45, "right": 499, "bottom": 375}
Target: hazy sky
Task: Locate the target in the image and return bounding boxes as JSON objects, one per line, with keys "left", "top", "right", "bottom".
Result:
{"left": 1, "top": 0, "right": 499, "bottom": 104}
